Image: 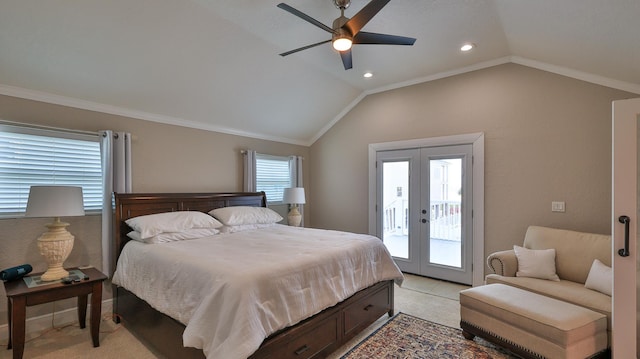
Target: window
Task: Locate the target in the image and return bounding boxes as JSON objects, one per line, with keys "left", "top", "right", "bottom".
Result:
{"left": 255, "top": 153, "right": 292, "bottom": 204}
{"left": 0, "top": 125, "right": 102, "bottom": 217}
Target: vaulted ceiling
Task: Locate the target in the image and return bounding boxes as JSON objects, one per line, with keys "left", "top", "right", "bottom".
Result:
{"left": 1, "top": 0, "right": 639, "bottom": 145}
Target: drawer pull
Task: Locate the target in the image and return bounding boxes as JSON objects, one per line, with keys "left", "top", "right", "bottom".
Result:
{"left": 295, "top": 344, "right": 310, "bottom": 355}
{"left": 364, "top": 304, "right": 373, "bottom": 311}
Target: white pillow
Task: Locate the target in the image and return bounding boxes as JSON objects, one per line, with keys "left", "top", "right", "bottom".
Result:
{"left": 209, "top": 206, "right": 283, "bottom": 226}
{"left": 127, "top": 228, "right": 220, "bottom": 244}
{"left": 584, "top": 259, "right": 612, "bottom": 296}
{"left": 514, "top": 245, "right": 560, "bottom": 281}
{"left": 218, "top": 223, "right": 276, "bottom": 234}
{"left": 125, "top": 211, "right": 223, "bottom": 238}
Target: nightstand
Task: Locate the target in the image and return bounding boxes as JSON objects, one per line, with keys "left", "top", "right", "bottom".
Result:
{"left": 3, "top": 267, "right": 107, "bottom": 359}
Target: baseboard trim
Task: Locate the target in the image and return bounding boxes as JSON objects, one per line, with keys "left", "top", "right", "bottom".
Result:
{"left": 0, "top": 298, "right": 113, "bottom": 341}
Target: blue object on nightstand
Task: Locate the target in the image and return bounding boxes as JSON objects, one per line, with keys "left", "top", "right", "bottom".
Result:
{"left": 0, "top": 264, "right": 33, "bottom": 281}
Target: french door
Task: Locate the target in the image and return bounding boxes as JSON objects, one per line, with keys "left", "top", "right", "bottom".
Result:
{"left": 611, "top": 97, "right": 640, "bottom": 358}
{"left": 376, "top": 144, "right": 473, "bottom": 285}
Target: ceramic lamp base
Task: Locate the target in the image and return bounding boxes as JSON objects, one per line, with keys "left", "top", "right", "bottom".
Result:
{"left": 37, "top": 219, "right": 74, "bottom": 281}
{"left": 288, "top": 206, "right": 302, "bottom": 227}
{"left": 40, "top": 266, "right": 70, "bottom": 282}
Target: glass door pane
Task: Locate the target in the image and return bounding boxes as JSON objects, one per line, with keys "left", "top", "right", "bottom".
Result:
{"left": 382, "top": 161, "right": 409, "bottom": 259}
{"left": 420, "top": 144, "right": 473, "bottom": 284}
{"left": 376, "top": 144, "right": 472, "bottom": 284}
{"left": 429, "top": 158, "right": 462, "bottom": 268}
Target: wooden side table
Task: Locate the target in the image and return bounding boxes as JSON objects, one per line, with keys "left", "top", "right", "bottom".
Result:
{"left": 3, "top": 266, "right": 107, "bottom": 359}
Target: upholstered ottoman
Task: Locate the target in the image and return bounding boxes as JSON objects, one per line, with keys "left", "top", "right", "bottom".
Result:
{"left": 459, "top": 284, "right": 607, "bottom": 359}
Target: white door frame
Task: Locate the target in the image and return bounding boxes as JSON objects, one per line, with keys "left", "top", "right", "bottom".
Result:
{"left": 368, "top": 133, "right": 485, "bottom": 287}
{"left": 612, "top": 98, "right": 640, "bottom": 358}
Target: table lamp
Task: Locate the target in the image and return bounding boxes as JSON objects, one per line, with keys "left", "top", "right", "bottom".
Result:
{"left": 25, "top": 186, "right": 85, "bottom": 281}
{"left": 283, "top": 187, "right": 305, "bottom": 227}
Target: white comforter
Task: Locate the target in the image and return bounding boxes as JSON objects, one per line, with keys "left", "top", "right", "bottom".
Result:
{"left": 112, "top": 224, "right": 403, "bottom": 359}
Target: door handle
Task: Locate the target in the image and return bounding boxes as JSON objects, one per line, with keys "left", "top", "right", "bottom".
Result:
{"left": 618, "top": 215, "right": 630, "bottom": 257}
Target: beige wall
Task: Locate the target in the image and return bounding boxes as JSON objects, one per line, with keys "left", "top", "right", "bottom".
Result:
{"left": 0, "top": 94, "right": 309, "bottom": 325}
{"left": 0, "top": 62, "right": 635, "bottom": 326}
{"left": 310, "top": 63, "right": 635, "bottom": 274}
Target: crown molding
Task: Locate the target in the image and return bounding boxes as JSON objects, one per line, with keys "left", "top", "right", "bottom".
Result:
{"left": 367, "top": 56, "right": 513, "bottom": 96}
{"left": 308, "top": 56, "right": 640, "bottom": 145}
{"left": 0, "top": 84, "right": 307, "bottom": 146}
{"left": 2, "top": 54, "right": 638, "bottom": 148}
{"left": 510, "top": 56, "right": 640, "bottom": 95}
{"left": 308, "top": 57, "right": 512, "bottom": 145}
{"left": 307, "top": 92, "right": 368, "bottom": 145}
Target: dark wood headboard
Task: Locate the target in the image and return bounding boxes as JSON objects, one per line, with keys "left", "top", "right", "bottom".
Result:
{"left": 112, "top": 192, "right": 267, "bottom": 276}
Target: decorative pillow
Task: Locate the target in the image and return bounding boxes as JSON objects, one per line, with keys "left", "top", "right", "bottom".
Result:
{"left": 209, "top": 206, "right": 283, "bottom": 226}
{"left": 584, "top": 259, "right": 612, "bottom": 296}
{"left": 218, "top": 223, "right": 276, "bottom": 234}
{"left": 125, "top": 211, "right": 223, "bottom": 238}
{"left": 514, "top": 245, "right": 560, "bottom": 281}
{"left": 127, "top": 228, "right": 220, "bottom": 244}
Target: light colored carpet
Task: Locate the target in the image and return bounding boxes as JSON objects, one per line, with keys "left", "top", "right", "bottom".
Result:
{"left": 401, "top": 273, "right": 467, "bottom": 301}
{"left": 0, "top": 317, "right": 160, "bottom": 359}
{"left": 0, "top": 274, "right": 468, "bottom": 359}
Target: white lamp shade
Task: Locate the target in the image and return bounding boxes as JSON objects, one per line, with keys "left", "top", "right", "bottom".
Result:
{"left": 25, "top": 186, "right": 85, "bottom": 218}
{"left": 283, "top": 187, "right": 306, "bottom": 205}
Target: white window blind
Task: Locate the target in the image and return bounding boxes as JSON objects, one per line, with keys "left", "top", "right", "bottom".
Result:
{"left": 0, "top": 125, "right": 102, "bottom": 217}
{"left": 255, "top": 154, "right": 291, "bottom": 203}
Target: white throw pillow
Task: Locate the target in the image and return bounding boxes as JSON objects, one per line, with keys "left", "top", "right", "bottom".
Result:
{"left": 209, "top": 206, "right": 283, "bottom": 226}
{"left": 127, "top": 228, "right": 220, "bottom": 244}
{"left": 513, "top": 245, "right": 560, "bottom": 281}
{"left": 125, "top": 211, "right": 223, "bottom": 238}
{"left": 584, "top": 259, "right": 612, "bottom": 296}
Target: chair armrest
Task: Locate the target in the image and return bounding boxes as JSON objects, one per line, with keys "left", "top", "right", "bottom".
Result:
{"left": 487, "top": 250, "right": 518, "bottom": 277}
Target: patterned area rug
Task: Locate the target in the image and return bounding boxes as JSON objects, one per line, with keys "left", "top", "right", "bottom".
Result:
{"left": 341, "top": 313, "right": 518, "bottom": 359}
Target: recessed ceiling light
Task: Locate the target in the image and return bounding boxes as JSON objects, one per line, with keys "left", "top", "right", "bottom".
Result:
{"left": 460, "top": 43, "right": 475, "bottom": 52}
{"left": 363, "top": 72, "right": 373, "bottom": 78}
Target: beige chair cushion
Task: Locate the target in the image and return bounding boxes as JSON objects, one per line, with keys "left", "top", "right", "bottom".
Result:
{"left": 523, "top": 226, "right": 610, "bottom": 284}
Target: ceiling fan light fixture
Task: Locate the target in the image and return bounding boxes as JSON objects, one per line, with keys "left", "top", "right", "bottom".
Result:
{"left": 278, "top": 0, "right": 416, "bottom": 70}
{"left": 333, "top": 37, "right": 353, "bottom": 51}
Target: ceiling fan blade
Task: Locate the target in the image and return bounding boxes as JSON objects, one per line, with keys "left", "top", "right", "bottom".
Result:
{"left": 277, "top": 3, "right": 335, "bottom": 34}
{"left": 280, "top": 39, "right": 332, "bottom": 57}
{"left": 353, "top": 31, "right": 416, "bottom": 46}
{"left": 340, "top": 49, "right": 353, "bottom": 70}
{"left": 343, "top": 0, "right": 390, "bottom": 36}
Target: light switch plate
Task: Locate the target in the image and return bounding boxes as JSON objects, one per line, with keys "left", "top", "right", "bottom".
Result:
{"left": 551, "top": 201, "right": 565, "bottom": 212}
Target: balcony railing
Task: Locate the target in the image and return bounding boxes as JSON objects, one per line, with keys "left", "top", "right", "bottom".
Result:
{"left": 430, "top": 200, "right": 461, "bottom": 242}
{"left": 383, "top": 199, "right": 461, "bottom": 242}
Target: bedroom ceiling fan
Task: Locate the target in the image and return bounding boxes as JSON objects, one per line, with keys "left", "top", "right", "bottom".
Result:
{"left": 278, "top": 0, "right": 416, "bottom": 70}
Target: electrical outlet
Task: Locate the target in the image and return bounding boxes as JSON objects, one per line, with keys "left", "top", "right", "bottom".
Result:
{"left": 551, "top": 201, "right": 565, "bottom": 212}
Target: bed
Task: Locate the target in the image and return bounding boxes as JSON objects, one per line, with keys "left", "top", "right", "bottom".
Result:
{"left": 111, "top": 192, "right": 403, "bottom": 359}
